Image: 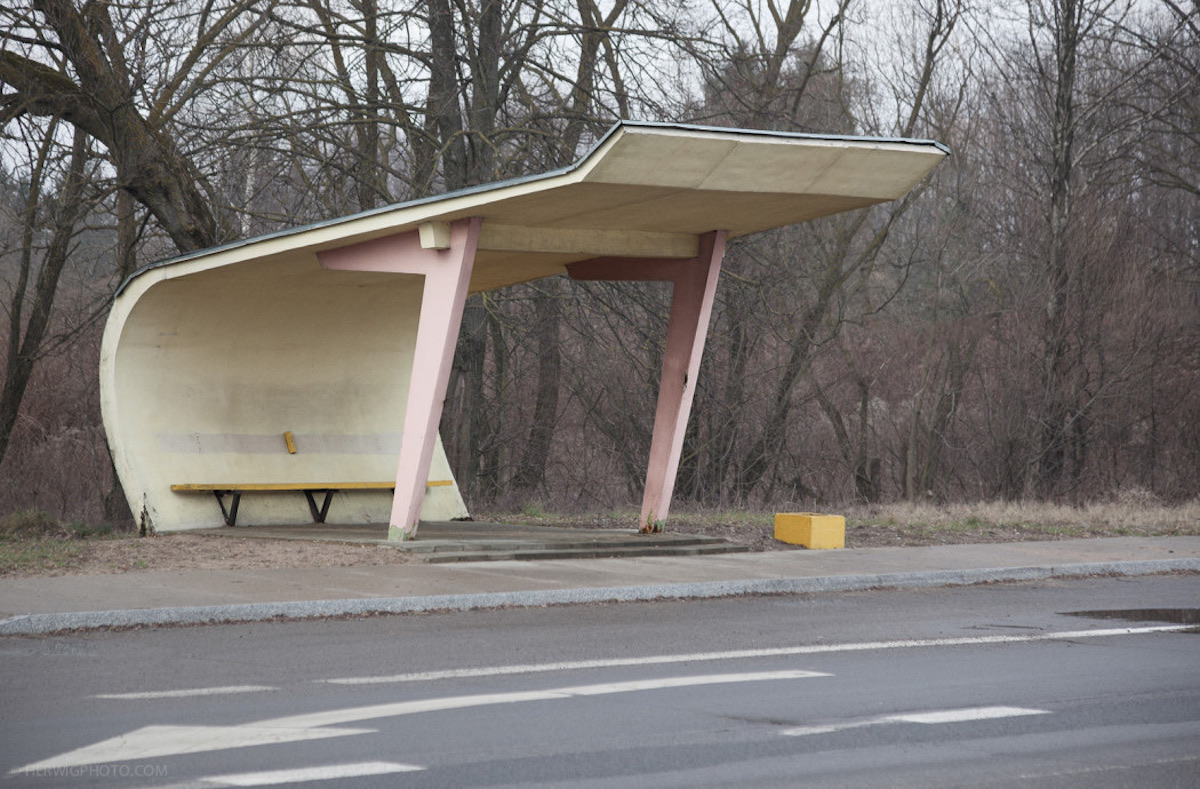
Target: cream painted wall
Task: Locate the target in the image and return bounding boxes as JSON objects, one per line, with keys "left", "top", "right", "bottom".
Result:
{"left": 102, "top": 254, "right": 468, "bottom": 531}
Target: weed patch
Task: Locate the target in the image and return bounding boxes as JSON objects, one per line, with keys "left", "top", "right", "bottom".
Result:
{"left": 0, "top": 537, "right": 87, "bottom": 575}
{"left": 0, "top": 510, "right": 70, "bottom": 541}
{"left": 0, "top": 510, "right": 126, "bottom": 576}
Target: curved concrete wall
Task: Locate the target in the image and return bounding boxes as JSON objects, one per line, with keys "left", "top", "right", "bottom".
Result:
{"left": 101, "top": 253, "right": 467, "bottom": 532}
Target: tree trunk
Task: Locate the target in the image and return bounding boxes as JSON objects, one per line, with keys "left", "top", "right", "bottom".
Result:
{"left": 0, "top": 127, "right": 89, "bottom": 468}
{"left": 1034, "top": 0, "right": 1082, "bottom": 498}
{"left": 512, "top": 282, "right": 563, "bottom": 494}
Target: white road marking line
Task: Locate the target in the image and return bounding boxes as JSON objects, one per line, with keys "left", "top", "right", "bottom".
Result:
{"left": 95, "top": 685, "right": 276, "bottom": 700}
{"left": 202, "top": 761, "right": 424, "bottom": 786}
{"left": 894, "top": 706, "right": 1051, "bottom": 724}
{"left": 264, "top": 670, "right": 829, "bottom": 730}
{"left": 12, "top": 723, "right": 379, "bottom": 772}
{"left": 782, "top": 705, "right": 1050, "bottom": 736}
{"left": 555, "top": 671, "right": 830, "bottom": 697}
{"left": 11, "top": 670, "right": 825, "bottom": 774}
{"left": 321, "top": 625, "right": 1190, "bottom": 685}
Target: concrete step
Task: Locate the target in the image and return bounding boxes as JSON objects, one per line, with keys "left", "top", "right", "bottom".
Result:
{"left": 403, "top": 532, "right": 720, "bottom": 549}
{"left": 194, "top": 521, "right": 752, "bottom": 563}
{"left": 420, "top": 542, "right": 753, "bottom": 564}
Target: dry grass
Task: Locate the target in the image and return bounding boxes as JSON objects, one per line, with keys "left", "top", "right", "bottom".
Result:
{"left": 838, "top": 497, "right": 1200, "bottom": 546}
{"left": 853, "top": 497, "right": 1200, "bottom": 530}
{"left": 483, "top": 496, "right": 1200, "bottom": 551}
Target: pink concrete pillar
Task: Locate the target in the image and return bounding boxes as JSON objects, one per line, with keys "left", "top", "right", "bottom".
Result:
{"left": 318, "top": 217, "right": 481, "bottom": 540}
{"left": 639, "top": 231, "right": 725, "bottom": 531}
{"left": 567, "top": 230, "right": 727, "bottom": 532}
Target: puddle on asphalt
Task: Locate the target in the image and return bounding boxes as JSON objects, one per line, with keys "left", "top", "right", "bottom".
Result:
{"left": 1063, "top": 608, "right": 1200, "bottom": 626}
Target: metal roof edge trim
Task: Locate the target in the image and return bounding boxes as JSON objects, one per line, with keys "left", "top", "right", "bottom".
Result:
{"left": 114, "top": 120, "right": 950, "bottom": 298}
{"left": 615, "top": 119, "right": 952, "bottom": 155}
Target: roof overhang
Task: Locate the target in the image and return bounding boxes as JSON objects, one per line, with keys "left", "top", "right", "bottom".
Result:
{"left": 120, "top": 121, "right": 948, "bottom": 295}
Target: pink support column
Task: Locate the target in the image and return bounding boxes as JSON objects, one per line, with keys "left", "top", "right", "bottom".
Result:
{"left": 568, "top": 230, "right": 727, "bottom": 532}
{"left": 639, "top": 231, "right": 725, "bottom": 531}
{"left": 318, "top": 217, "right": 481, "bottom": 540}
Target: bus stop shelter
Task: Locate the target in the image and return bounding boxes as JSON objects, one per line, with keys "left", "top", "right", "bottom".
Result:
{"left": 100, "top": 122, "right": 947, "bottom": 539}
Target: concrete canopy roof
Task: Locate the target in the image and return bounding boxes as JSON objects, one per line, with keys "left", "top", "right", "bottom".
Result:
{"left": 123, "top": 121, "right": 949, "bottom": 294}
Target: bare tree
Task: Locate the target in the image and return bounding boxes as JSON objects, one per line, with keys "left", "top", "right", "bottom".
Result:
{"left": 675, "top": 0, "right": 967, "bottom": 503}
{"left": 0, "top": 0, "right": 271, "bottom": 252}
{"left": 3, "top": 0, "right": 1197, "bottom": 524}
{"left": 0, "top": 122, "right": 89, "bottom": 468}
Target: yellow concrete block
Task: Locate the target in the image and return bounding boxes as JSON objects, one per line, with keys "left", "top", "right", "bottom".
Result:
{"left": 774, "top": 513, "right": 845, "bottom": 549}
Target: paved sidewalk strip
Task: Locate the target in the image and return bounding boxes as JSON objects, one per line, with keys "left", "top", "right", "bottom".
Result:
{"left": 2, "top": 541, "right": 1197, "bottom": 635}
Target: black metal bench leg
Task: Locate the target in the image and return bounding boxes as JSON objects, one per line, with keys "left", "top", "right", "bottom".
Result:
{"left": 303, "top": 490, "right": 337, "bottom": 523}
{"left": 214, "top": 491, "right": 241, "bottom": 526}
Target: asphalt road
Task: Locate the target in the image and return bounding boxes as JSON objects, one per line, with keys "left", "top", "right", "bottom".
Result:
{"left": 2, "top": 574, "right": 1197, "bottom": 787}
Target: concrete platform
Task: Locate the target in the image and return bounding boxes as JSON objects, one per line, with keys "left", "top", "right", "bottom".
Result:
{"left": 189, "top": 521, "right": 751, "bottom": 562}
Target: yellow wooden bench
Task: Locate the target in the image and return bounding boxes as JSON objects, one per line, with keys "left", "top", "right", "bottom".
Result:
{"left": 171, "top": 480, "right": 453, "bottom": 526}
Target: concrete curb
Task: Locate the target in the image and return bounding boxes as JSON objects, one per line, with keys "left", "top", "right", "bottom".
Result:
{"left": 2, "top": 558, "right": 1197, "bottom": 636}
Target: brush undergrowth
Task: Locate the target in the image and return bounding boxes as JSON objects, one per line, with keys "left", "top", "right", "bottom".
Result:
{"left": 480, "top": 496, "right": 1200, "bottom": 547}
{"left": 0, "top": 510, "right": 118, "bottom": 575}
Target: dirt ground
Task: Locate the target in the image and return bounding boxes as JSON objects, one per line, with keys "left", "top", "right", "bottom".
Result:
{"left": 0, "top": 531, "right": 414, "bottom": 578}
